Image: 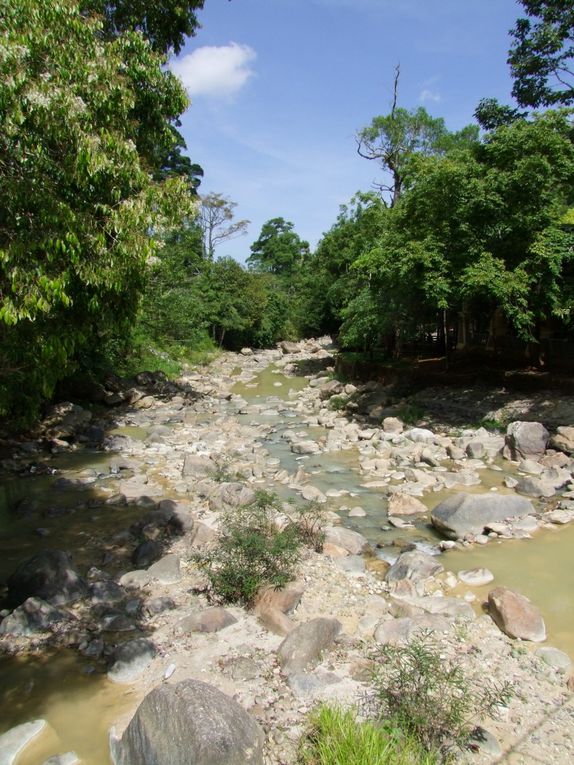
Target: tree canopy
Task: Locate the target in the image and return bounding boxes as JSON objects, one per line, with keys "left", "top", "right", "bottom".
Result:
{"left": 0, "top": 0, "right": 193, "bottom": 418}
{"left": 509, "top": 0, "right": 574, "bottom": 107}
{"left": 247, "top": 218, "right": 310, "bottom": 277}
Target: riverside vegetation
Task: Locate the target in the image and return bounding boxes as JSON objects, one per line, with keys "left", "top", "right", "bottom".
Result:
{"left": 2, "top": 1, "right": 574, "bottom": 764}
{"left": 3, "top": 1, "right": 574, "bottom": 426}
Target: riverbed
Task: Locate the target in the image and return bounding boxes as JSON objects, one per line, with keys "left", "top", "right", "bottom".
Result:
{"left": 1, "top": 347, "right": 573, "bottom": 764}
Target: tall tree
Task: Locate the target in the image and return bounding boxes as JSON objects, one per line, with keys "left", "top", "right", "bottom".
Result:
{"left": 356, "top": 67, "right": 477, "bottom": 205}
{"left": 199, "top": 193, "right": 249, "bottom": 259}
{"left": 247, "top": 218, "right": 309, "bottom": 276}
{"left": 0, "top": 0, "right": 193, "bottom": 420}
{"left": 509, "top": 0, "right": 574, "bottom": 107}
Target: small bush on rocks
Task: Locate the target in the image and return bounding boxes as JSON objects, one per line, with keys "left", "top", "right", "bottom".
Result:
{"left": 288, "top": 500, "right": 327, "bottom": 552}
{"left": 298, "top": 705, "right": 439, "bottom": 765}
{"left": 193, "top": 490, "right": 302, "bottom": 606}
{"left": 369, "top": 632, "right": 513, "bottom": 760}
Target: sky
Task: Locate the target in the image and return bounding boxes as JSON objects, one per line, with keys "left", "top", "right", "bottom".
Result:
{"left": 170, "top": 0, "right": 522, "bottom": 263}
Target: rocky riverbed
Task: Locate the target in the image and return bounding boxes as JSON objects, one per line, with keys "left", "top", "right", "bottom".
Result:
{"left": 1, "top": 338, "right": 574, "bottom": 764}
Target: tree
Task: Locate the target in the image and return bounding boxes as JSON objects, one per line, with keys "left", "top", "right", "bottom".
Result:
{"left": 350, "top": 110, "right": 574, "bottom": 351}
{"left": 0, "top": 0, "right": 193, "bottom": 420}
{"left": 509, "top": 0, "right": 574, "bottom": 107}
{"left": 81, "top": 0, "right": 205, "bottom": 54}
{"left": 247, "top": 218, "right": 309, "bottom": 276}
{"left": 199, "top": 193, "right": 249, "bottom": 259}
{"left": 474, "top": 98, "right": 525, "bottom": 130}
{"left": 356, "top": 67, "right": 477, "bottom": 206}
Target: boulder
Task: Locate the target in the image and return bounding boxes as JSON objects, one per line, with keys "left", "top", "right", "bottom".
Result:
{"left": 487, "top": 586, "right": 546, "bottom": 642}
{"left": 431, "top": 493, "right": 534, "bottom": 540}
{"left": 256, "top": 606, "right": 294, "bottom": 636}
{"left": 107, "top": 638, "right": 156, "bottom": 684}
{"left": 182, "top": 454, "right": 213, "bottom": 479}
{"left": 209, "top": 482, "right": 256, "bottom": 511}
{"left": 301, "top": 485, "right": 327, "bottom": 503}
{"left": 319, "top": 380, "right": 343, "bottom": 400}
{"left": 0, "top": 720, "right": 47, "bottom": 765}
{"left": 382, "top": 417, "right": 403, "bottom": 434}
{"left": 0, "top": 597, "right": 72, "bottom": 636}
{"left": 535, "top": 647, "right": 572, "bottom": 675}
{"left": 110, "top": 679, "right": 264, "bottom": 765}
{"left": 280, "top": 340, "right": 300, "bottom": 354}
{"left": 7, "top": 550, "right": 88, "bottom": 607}
{"left": 457, "top": 568, "right": 494, "bottom": 587}
{"left": 147, "top": 554, "right": 181, "bottom": 585}
{"left": 291, "top": 440, "right": 320, "bottom": 455}
{"left": 403, "top": 428, "right": 435, "bottom": 444}
{"left": 323, "top": 526, "right": 369, "bottom": 555}
{"left": 277, "top": 617, "right": 341, "bottom": 674}
{"left": 504, "top": 421, "right": 549, "bottom": 461}
{"left": 387, "top": 493, "right": 427, "bottom": 516}
{"left": 374, "top": 614, "right": 451, "bottom": 645}
{"left": 131, "top": 540, "right": 162, "bottom": 568}
{"left": 41, "top": 401, "right": 91, "bottom": 439}
{"left": 254, "top": 584, "right": 303, "bottom": 615}
{"left": 157, "top": 499, "right": 195, "bottom": 535}
{"left": 549, "top": 426, "right": 574, "bottom": 455}
{"left": 514, "top": 476, "right": 555, "bottom": 498}
{"left": 385, "top": 550, "right": 443, "bottom": 583}
{"left": 176, "top": 607, "right": 237, "bottom": 634}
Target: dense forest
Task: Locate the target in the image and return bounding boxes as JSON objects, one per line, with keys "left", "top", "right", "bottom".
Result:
{"left": 1, "top": 0, "right": 574, "bottom": 424}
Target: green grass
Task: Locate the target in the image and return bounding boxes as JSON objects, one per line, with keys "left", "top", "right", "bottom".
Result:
{"left": 298, "top": 706, "right": 439, "bottom": 765}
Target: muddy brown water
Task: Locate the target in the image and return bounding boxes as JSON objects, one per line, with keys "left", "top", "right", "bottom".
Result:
{"left": 0, "top": 363, "right": 572, "bottom": 763}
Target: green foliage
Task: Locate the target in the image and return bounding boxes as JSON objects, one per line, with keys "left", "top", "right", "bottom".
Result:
{"left": 81, "top": 0, "right": 205, "bottom": 55}
{"left": 248, "top": 218, "right": 310, "bottom": 277}
{"left": 395, "top": 402, "right": 425, "bottom": 426}
{"left": 0, "top": 0, "right": 192, "bottom": 422}
{"left": 509, "top": 0, "right": 574, "bottom": 107}
{"left": 371, "top": 633, "right": 513, "bottom": 759}
{"left": 357, "top": 103, "right": 478, "bottom": 206}
{"left": 287, "top": 500, "right": 327, "bottom": 552}
{"left": 193, "top": 490, "right": 302, "bottom": 606}
{"left": 298, "top": 705, "right": 439, "bottom": 765}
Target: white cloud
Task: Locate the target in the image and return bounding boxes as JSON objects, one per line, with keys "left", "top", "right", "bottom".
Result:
{"left": 171, "top": 43, "right": 256, "bottom": 99}
{"left": 419, "top": 88, "right": 441, "bottom": 104}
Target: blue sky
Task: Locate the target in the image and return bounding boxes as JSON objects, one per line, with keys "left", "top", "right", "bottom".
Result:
{"left": 171, "top": 0, "right": 522, "bottom": 262}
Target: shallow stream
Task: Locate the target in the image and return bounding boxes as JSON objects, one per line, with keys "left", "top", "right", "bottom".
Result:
{"left": 0, "top": 362, "right": 572, "bottom": 763}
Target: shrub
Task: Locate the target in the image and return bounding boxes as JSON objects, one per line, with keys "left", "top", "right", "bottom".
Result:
{"left": 298, "top": 705, "right": 439, "bottom": 765}
{"left": 193, "top": 490, "right": 301, "bottom": 606}
{"left": 369, "top": 632, "right": 513, "bottom": 759}
{"left": 287, "top": 500, "right": 327, "bottom": 552}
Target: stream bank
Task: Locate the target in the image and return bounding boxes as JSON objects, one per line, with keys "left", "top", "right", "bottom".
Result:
{"left": 1, "top": 338, "right": 573, "bottom": 764}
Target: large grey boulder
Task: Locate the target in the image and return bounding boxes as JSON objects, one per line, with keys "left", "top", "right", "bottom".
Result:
{"left": 110, "top": 679, "right": 264, "bottom": 765}
{"left": 387, "top": 493, "right": 427, "bottom": 516}
{"left": 176, "top": 607, "right": 237, "bottom": 634}
{"left": 488, "top": 586, "right": 546, "bottom": 642}
{"left": 0, "top": 720, "right": 47, "bottom": 765}
{"left": 0, "top": 597, "right": 72, "bottom": 636}
{"left": 182, "top": 454, "right": 213, "bottom": 479}
{"left": 431, "top": 493, "right": 534, "bottom": 540}
{"left": 107, "top": 638, "right": 156, "bottom": 684}
{"left": 208, "top": 482, "right": 256, "bottom": 512}
{"left": 7, "top": 550, "right": 88, "bottom": 607}
{"left": 549, "top": 426, "right": 574, "bottom": 455}
{"left": 278, "top": 617, "right": 341, "bottom": 674}
{"left": 323, "top": 526, "right": 369, "bottom": 555}
{"left": 504, "top": 421, "right": 549, "bottom": 461}
{"left": 385, "top": 550, "right": 443, "bottom": 583}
